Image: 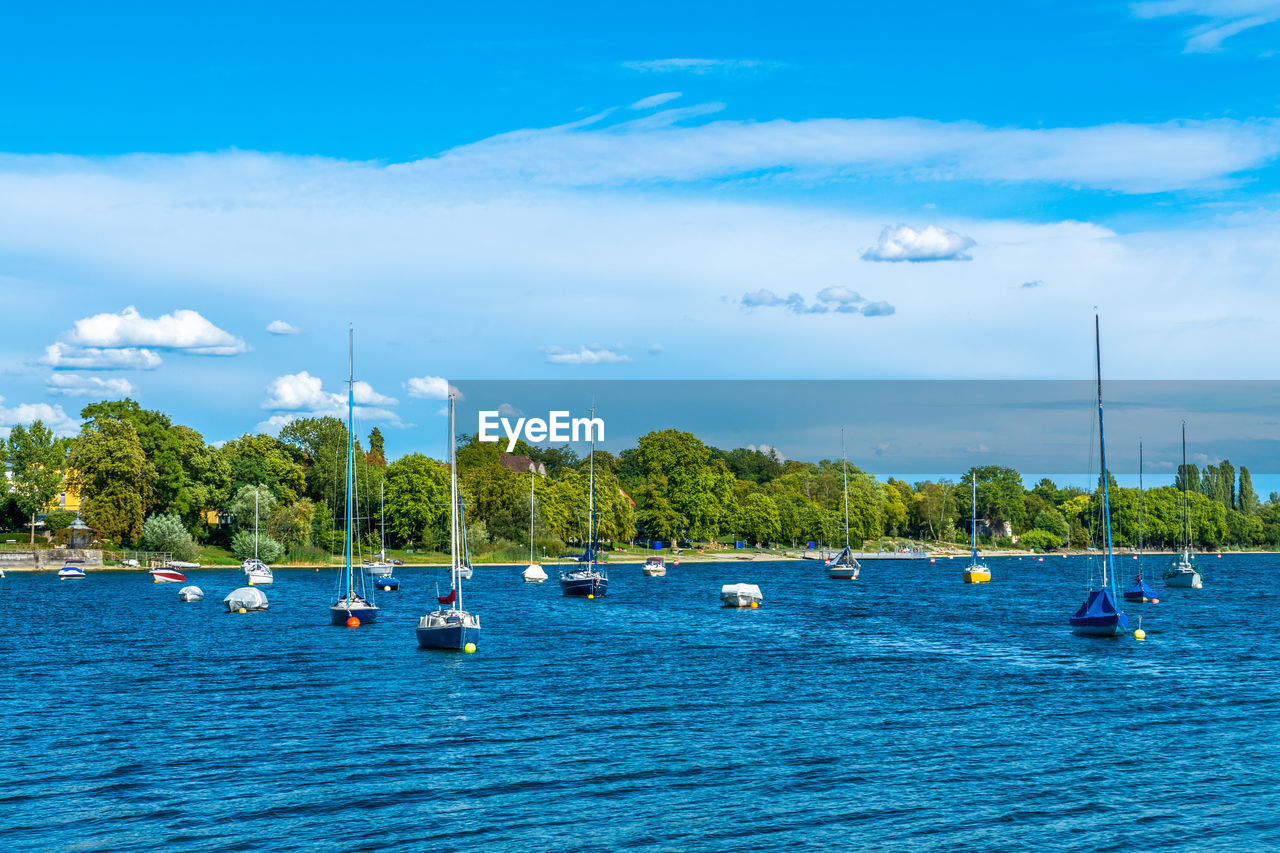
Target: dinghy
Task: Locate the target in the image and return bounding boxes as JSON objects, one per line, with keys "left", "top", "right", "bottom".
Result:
{"left": 721, "top": 583, "right": 762, "bottom": 608}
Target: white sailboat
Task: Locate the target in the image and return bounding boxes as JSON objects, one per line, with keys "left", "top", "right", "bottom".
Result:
{"left": 522, "top": 465, "right": 547, "bottom": 582}
{"left": 416, "top": 390, "right": 481, "bottom": 649}
{"left": 242, "top": 486, "right": 274, "bottom": 585}
{"left": 826, "top": 429, "right": 861, "bottom": 580}
{"left": 559, "top": 405, "right": 608, "bottom": 597}
{"left": 329, "top": 328, "right": 379, "bottom": 625}
{"left": 364, "top": 481, "right": 394, "bottom": 578}
{"left": 963, "top": 473, "right": 992, "bottom": 583}
{"left": 1164, "top": 421, "right": 1204, "bottom": 589}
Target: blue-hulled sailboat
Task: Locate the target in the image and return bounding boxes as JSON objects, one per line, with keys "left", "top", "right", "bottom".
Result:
{"left": 1070, "top": 316, "right": 1130, "bottom": 637}
{"left": 963, "top": 472, "right": 992, "bottom": 583}
{"left": 416, "top": 390, "right": 481, "bottom": 649}
{"left": 329, "top": 328, "right": 379, "bottom": 626}
{"left": 1124, "top": 441, "right": 1157, "bottom": 604}
{"left": 561, "top": 406, "right": 608, "bottom": 598}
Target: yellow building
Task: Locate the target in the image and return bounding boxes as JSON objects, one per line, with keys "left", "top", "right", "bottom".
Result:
{"left": 46, "top": 470, "right": 82, "bottom": 514}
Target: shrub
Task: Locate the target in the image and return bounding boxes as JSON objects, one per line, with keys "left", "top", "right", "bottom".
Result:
{"left": 140, "top": 513, "right": 199, "bottom": 561}
{"left": 231, "top": 529, "right": 285, "bottom": 563}
{"left": 1019, "top": 529, "right": 1062, "bottom": 552}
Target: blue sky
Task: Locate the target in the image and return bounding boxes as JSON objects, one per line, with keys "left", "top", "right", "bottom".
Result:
{"left": 3, "top": 0, "right": 1280, "bottom": 479}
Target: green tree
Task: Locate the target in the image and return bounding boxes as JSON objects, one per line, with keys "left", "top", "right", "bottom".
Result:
{"left": 4, "top": 421, "right": 66, "bottom": 544}
{"left": 1237, "top": 466, "right": 1259, "bottom": 516}
{"left": 632, "top": 430, "right": 736, "bottom": 540}
{"left": 219, "top": 433, "right": 306, "bottom": 504}
{"left": 366, "top": 427, "right": 386, "bottom": 467}
{"left": 229, "top": 484, "right": 279, "bottom": 533}
{"left": 1019, "top": 529, "right": 1061, "bottom": 551}
{"left": 140, "top": 513, "right": 199, "bottom": 561}
{"left": 385, "top": 453, "right": 449, "bottom": 547}
{"left": 231, "top": 529, "right": 285, "bottom": 562}
{"left": 735, "top": 492, "right": 781, "bottom": 543}
{"left": 67, "top": 418, "right": 152, "bottom": 544}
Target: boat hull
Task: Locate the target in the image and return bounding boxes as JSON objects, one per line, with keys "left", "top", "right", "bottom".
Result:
{"left": 244, "top": 572, "right": 273, "bottom": 585}
{"left": 330, "top": 601, "right": 379, "bottom": 625}
{"left": 962, "top": 568, "right": 991, "bottom": 584}
{"left": 826, "top": 566, "right": 859, "bottom": 580}
{"left": 1069, "top": 618, "right": 1128, "bottom": 636}
{"left": 151, "top": 569, "right": 187, "bottom": 583}
{"left": 642, "top": 567, "right": 666, "bottom": 577}
{"left": 1164, "top": 570, "right": 1202, "bottom": 589}
{"left": 522, "top": 565, "right": 548, "bottom": 583}
{"left": 58, "top": 569, "right": 86, "bottom": 580}
{"left": 560, "top": 573, "right": 607, "bottom": 597}
{"left": 374, "top": 577, "right": 400, "bottom": 591}
{"left": 364, "top": 563, "right": 393, "bottom": 578}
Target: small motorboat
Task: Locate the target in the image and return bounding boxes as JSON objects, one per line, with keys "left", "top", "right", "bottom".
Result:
{"left": 224, "top": 587, "right": 269, "bottom": 612}
{"left": 374, "top": 575, "right": 400, "bottom": 591}
{"left": 363, "top": 560, "right": 394, "bottom": 578}
{"left": 179, "top": 585, "right": 204, "bottom": 602}
{"left": 643, "top": 556, "right": 667, "bottom": 577}
{"left": 522, "top": 564, "right": 548, "bottom": 583}
{"left": 150, "top": 567, "right": 187, "bottom": 583}
{"left": 58, "top": 565, "right": 87, "bottom": 580}
{"left": 169, "top": 561, "right": 200, "bottom": 569}
{"left": 721, "top": 583, "right": 762, "bottom": 608}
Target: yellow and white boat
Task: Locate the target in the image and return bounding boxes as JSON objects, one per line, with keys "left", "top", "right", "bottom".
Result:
{"left": 963, "top": 473, "right": 992, "bottom": 584}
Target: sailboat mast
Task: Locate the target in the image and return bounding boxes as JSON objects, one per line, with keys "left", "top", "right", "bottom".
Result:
{"left": 1095, "top": 315, "right": 1115, "bottom": 593}
{"left": 1181, "top": 421, "right": 1190, "bottom": 558}
{"left": 529, "top": 468, "right": 536, "bottom": 566}
{"left": 841, "top": 428, "right": 850, "bottom": 550}
{"left": 1138, "top": 441, "right": 1144, "bottom": 575}
{"left": 971, "top": 473, "right": 978, "bottom": 566}
{"left": 380, "top": 480, "right": 386, "bottom": 562}
{"left": 254, "top": 487, "right": 259, "bottom": 560}
{"left": 587, "top": 405, "right": 596, "bottom": 566}
{"left": 345, "top": 327, "right": 355, "bottom": 599}
{"left": 449, "top": 390, "right": 460, "bottom": 609}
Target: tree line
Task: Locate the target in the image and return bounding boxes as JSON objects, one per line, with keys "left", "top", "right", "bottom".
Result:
{"left": 4, "top": 398, "right": 1280, "bottom": 560}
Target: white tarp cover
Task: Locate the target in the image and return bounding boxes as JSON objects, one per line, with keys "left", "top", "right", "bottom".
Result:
{"left": 223, "top": 587, "right": 268, "bottom": 610}
{"left": 720, "top": 583, "right": 762, "bottom": 604}
{"left": 179, "top": 585, "right": 204, "bottom": 601}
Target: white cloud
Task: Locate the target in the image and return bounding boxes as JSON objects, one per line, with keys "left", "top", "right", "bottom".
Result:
{"left": 1132, "top": 0, "right": 1280, "bottom": 51}
{"left": 42, "top": 342, "right": 162, "bottom": 370}
{"left": 45, "top": 373, "right": 134, "bottom": 397}
{"left": 266, "top": 320, "right": 300, "bottom": 335}
{"left": 862, "top": 224, "right": 976, "bottom": 262}
{"left": 497, "top": 402, "right": 522, "bottom": 417}
{"left": 748, "top": 443, "right": 787, "bottom": 462}
{"left": 542, "top": 345, "right": 629, "bottom": 364}
{"left": 0, "top": 396, "right": 79, "bottom": 437}
{"left": 629, "top": 92, "right": 682, "bottom": 110}
{"left": 816, "top": 286, "right": 865, "bottom": 313}
{"left": 262, "top": 370, "right": 398, "bottom": 422}
{"left": 741, "top": 287, "right": 887, "bottom": 315}
{"left": 67, "top": 306, "right": 246, "bottom": 354}
{"left": 406, "top": 375, "right": 452, "bottom": 399}
{"left": 622, "top": 58, "right": 773, "bottom": 74}
{"left": 861, "top": 301, "right": 897, "bottom": 317}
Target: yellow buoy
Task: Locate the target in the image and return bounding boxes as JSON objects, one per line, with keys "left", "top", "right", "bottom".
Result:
{"left": 587, "top": 594, "right": 594, "bottom": 599}
{"left": 1134, "top": 628, "right": 1146, "bottom": 641}
{"left": 237, "top": 607, "right": 247, "bottom": 614}
{"left": 464, "top": 643, "right": 477, "bottom": 653}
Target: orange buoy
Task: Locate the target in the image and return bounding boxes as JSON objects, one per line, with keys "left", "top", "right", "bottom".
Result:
{"left": 1151, "top": 598, "right": 1160, "bottom": 604}
{"left": 346, "top": 616, "right": 360, "bottom": 628}
{"left": 749, "top": 601, "right": 759, "bottom": 609}
{"left": 673, "top": 560, "right": 679, "bottom": 566}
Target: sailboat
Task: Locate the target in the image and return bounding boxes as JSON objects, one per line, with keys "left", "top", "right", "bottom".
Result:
{"left": 522, "top": 466, "right": 548, "bottom": 582}
{"left": 560, "top": 406, "right": 608, "bottom": 597}
{"left": 826, "top": 429, "right": 861, "bottom": 580}
{"left": 369, "top": 481, "right": 399, "bottom": 590}
{"left": 242, "top": 487, "right": 274, "bottom": 585}
{"left": 1123, "top": 442, "right": 1158, "bottom": 603}
{"left": 962, "top": 473, "right": 991, "bottom": 583}
{"left": 1163, "top": 422, "right": 1204, "bottom": 589}
{"left": 1069, "top": 316, "right": 1130, "bottom": 637}
{"left": 416, "top": 390, "right": 481, "bottom": 649}
{"left": 329, "top": 328, "right": 379, "bottom": 626}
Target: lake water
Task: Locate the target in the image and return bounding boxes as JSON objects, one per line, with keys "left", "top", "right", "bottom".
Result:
{"left": 2, "top": 554, "right": 1277, "bottom": 851}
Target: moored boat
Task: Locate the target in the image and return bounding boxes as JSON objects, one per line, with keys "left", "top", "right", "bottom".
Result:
{"left": 150, "top": 567, "right": 187, "bottom": 583}
{"left": 58, "top": 564, "right": 86, "bottom": 580}
{"left": 375, "top": 576, "right": 400, "bottom": 591}
{"left": 560, "top": 405, "right": 608, "bottom": 598}
{"left": 1069, "top": 316, "right": 1129, "bottom": 637}
{"left": 522, "top": 564, "right": 548, "bottom": 582}
{"left": 329, "top": 328, "right": 379, "bottom": 626}
{"left": 826, "top": 429, "right": 861, "bottom": 581}
{"left": 1123, "top": 442, "right": 1158, "bottom": 604}
{"left": 643, "top": 556, "right": 667, "bottom": 577}
{"left": 416, "top": 391, "right": 481, "bottom": 650}
{"left": 178, "top": 585, "right": 204, "bottom": 602}
{"left": 963, "top": 473, "right": 992, "bottom": 584}
{"left": 225, "top": 586, "right": 269, "bottom": 612}
{"left": 721, "top": 583, "right": 762, "bottom": 608}
{"left": 242, "top": 487, "right": 274, "bottom": 585}
{"left": 1163, "top": 423, "right": 1204, "bottom": 590}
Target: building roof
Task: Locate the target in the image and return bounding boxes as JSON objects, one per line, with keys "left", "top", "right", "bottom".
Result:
{"left": 499, "top": 454, "right": 546, "bottom": 475}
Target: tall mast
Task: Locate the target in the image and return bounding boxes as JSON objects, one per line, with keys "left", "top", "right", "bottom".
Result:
{"left": 379, "top": 480, "right": 386, "bottom": 561}
{"left": 841, "top": 428, "right": 850, "bottom": 550}
{"left": 971, "top": 472, "right": 978, "bottom": 566}
{"left": 1095, "top": 315, "right": 1115, "bottom": 593}
{"left": 587, "top": 405, "right": 596, "bottom": 567}
{"left": 254, "top": 487, "right": 259, "bottom": 560}
{"left": 449, "top": 390, "right": 460, "bottom": 609}
{"left": 345, "top": 326, "right": 355, "bottom": 599}
{"left": 1180, "top": 421, "right": 1190, "bottom": 558}
{"left": 529, "top": 467, "right": 536, "bottom": 565}
{"left": 1138, "top": 441, "right": 1144, "bottom": 576}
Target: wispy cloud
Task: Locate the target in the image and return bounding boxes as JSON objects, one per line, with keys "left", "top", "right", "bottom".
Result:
{"left": 266, "top": 319, "right": 300, "bottom": 335}
{"left": 740, "top": 288, "right": 891, "bottom": 316}
{"left": 621, "top": 58, "right": 776, "bottom": 75}
{"left": 629, "top": 92, "right": 682, "bottom": 110}
{"left": 1132, "top": 0, "right": 1280, "bottom": 52}
{"left": 45, "top": 373, "right": 134, "bottom": 397}
{"left": 1021, "top": 279, "right": 1045, "bottom": 289}
{"left": 262, "top": 371, "right": 400, "bottom": 424}
{"left": 406, "top": 375, "right": 461, "bottom": 400}
{"left": 541, "top": 345, "right": 629, "bottom": 364}
{"left": 42, "top": 343, "right": 162, "bottom": 370}
{"left": 862, "top": 224, "right": 975, "bottom": 262}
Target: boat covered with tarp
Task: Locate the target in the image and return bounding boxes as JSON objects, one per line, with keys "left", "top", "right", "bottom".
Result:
{"left": 224, "top": 587, "right": 269, "bottom": 612}
{"left": 179, "top": 585, "right": 204, "bottom": 602}
{"left": 721, "top": 583, "right": 762, "bottom": 608}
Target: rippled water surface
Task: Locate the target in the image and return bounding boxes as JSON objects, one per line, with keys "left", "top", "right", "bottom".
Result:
{"left": 3, "top": 554, "right": 1278, "bottom": 852}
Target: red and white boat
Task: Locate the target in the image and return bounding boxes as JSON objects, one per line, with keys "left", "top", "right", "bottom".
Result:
{"left": 150, "top": 567, "right": 187, "bottom": 583}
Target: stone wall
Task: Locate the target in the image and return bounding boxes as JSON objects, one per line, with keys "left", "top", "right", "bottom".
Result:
{"left": 0, "top": 548, "right": 104, "bottom": 568}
